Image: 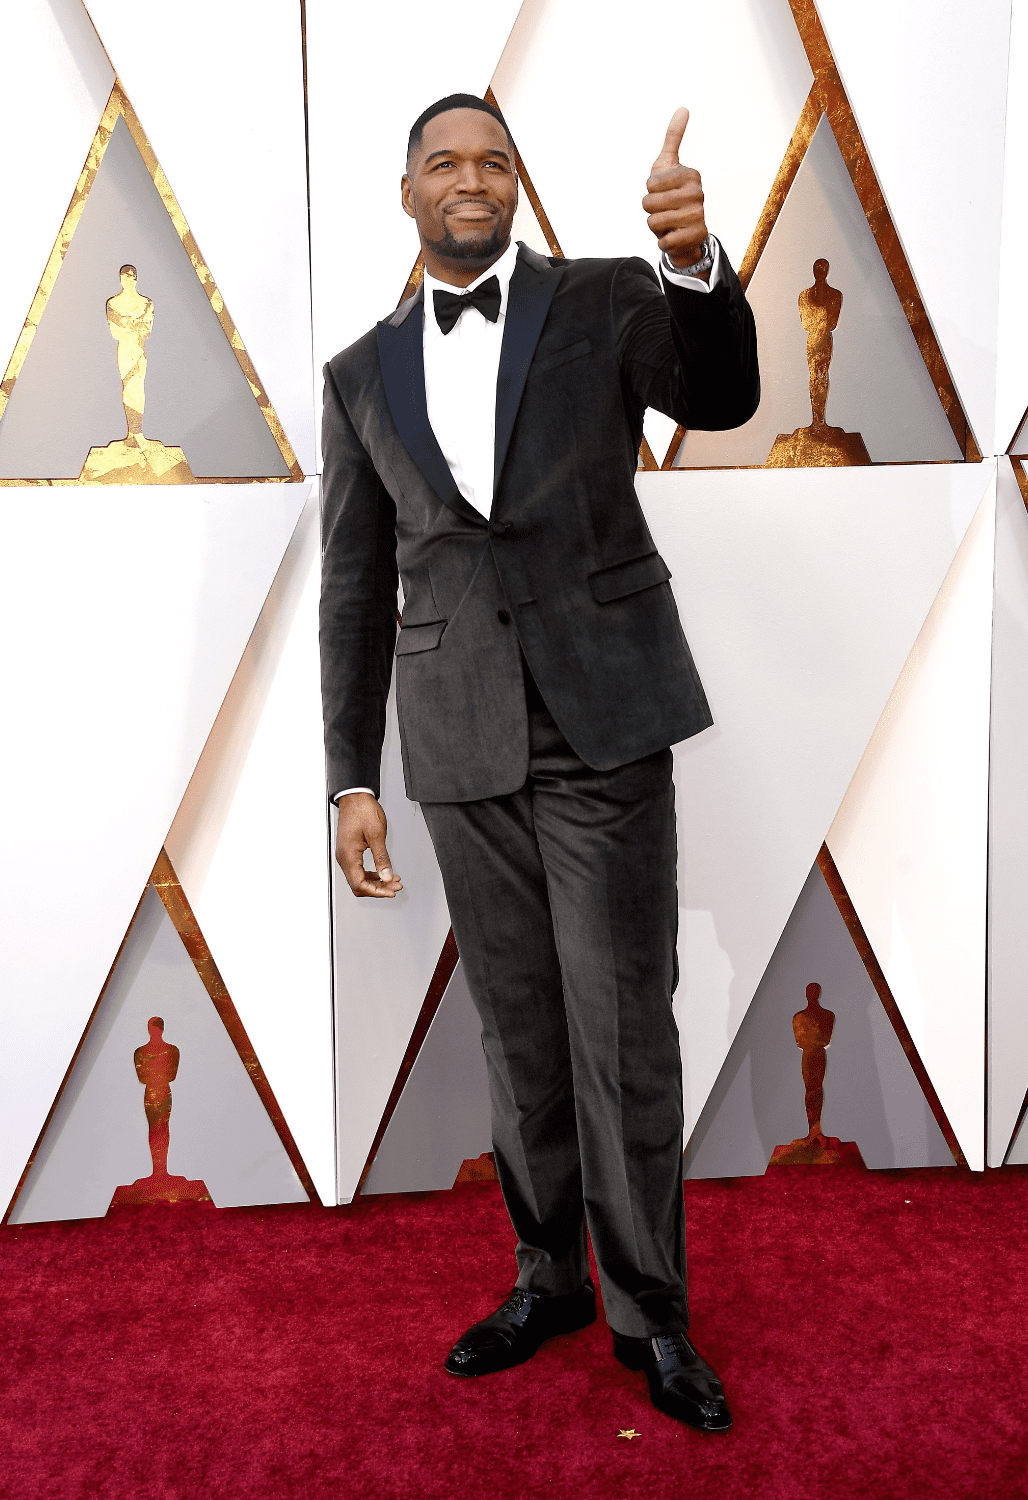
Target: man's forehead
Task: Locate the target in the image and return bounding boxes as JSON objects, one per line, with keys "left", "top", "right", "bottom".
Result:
{"left": 418, "top": 109, "right": 511, "bottom": 156}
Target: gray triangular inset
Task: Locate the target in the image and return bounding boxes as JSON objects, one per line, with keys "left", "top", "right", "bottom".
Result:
{"left": 9, "top": 883, "right": 309, "bottom": 1223}
{"left": 684, "top": 860, "right": 954, "bottom": 1178}
{"left": 362, "top": 960, "right": 492, "bottom": 1195}
{"left": 0, "top": 113, "right": 289, "bottom": 480}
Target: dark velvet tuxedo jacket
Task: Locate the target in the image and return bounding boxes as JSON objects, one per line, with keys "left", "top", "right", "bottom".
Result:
{"left": 320, "top": 241, "right": 759, "bottom": 804}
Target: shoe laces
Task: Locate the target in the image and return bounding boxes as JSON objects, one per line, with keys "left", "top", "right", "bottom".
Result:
{"left": 499, "top": 1288, "right": 534, "bottom": 1322}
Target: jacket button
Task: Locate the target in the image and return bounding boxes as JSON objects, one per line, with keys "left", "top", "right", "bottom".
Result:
{"left": 497, "top": 609, "right": 511, "bottom": 625}
{"left": 492, "top": 521, "right": 510, "bottom": 536}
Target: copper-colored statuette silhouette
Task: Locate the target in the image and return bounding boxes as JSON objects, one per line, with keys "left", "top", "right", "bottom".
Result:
{"left": 109, "top": 1016, "right": 211, "bottom": 1206}
{"left": 79, "top": 265, "right": 194, "bottom": 484}
{"left": 768, "top": 983, "right": 865, "bottom": 1167}
{"left": 766, "top": 259, "right": 871, "bottom": 468}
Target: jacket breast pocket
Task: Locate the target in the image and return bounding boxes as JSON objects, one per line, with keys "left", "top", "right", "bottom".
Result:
{"left": 395, "top": 619, "right": 446, "bottom": 655}
{"left": 587, "top": 551, "right": 672, "bottom": 604}
{"left": 533, "top": 336, "right": 592, "bottom": 373}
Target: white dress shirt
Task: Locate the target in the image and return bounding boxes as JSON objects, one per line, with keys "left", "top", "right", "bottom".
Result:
{"left": 336, "top": 237, "right": 724, "bottom": 801}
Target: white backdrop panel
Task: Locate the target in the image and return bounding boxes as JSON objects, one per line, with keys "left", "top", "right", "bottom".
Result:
{"left": 306, "top": 0, "right": 525, "bottom": 387}
{"left": 827, "top": 477, "right": 997, "bottom": 1171}
{"left": 997, "top": 0, "right": 1028, "bottom": 452}
{"left": 331, "top": 689, "right": 453, "bottom": 1204}
{"left": 84, "top": 0, "right": 316, "bottom": 473}
{"left": 0, "top": 0, "right": 113, "bottom": 386}
{"left": 637, "top": 461, "right": 991, "bottom": 1136}
{"left": 985, "top": 461, "right": 1028, "bottom": 1164}
{"left": 490, "top": 0, "right": 812, "bottom": 272}
{"left": 816, "top": 0, "right": 1011, "bottom": 458}
{"left": 0, "top": 480, "right": 308, "bottom": 1214}
{"left": 165, "top": 492, "right": 335, "bottom": 1203}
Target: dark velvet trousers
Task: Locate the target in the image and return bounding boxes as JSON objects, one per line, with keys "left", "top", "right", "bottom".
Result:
{"left": 421, "top": 673, "right": 688, "bottom": 1338}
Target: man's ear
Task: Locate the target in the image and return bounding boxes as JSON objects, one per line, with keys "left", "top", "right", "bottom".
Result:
{"left": 401, "top": 172, "right": 416, "bottom": 220}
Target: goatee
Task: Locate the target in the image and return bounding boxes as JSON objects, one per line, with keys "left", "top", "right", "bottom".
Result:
{"left": 423, "top": 224, "right": 509, "bottom": 265}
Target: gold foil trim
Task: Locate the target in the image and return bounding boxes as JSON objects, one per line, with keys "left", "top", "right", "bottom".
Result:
{"left": 0, "top": 82, "right": 303, "bottom": 485}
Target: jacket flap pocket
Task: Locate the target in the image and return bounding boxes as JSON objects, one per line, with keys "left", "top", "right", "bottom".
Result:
{"left": 395, "top": 619, "right": 446, "bottom": 655}
{"left": 588, "top": 551, "right": 671, "bottom": 604}
{"left": 534, "top": 336, "right": 592, "bottom": 372}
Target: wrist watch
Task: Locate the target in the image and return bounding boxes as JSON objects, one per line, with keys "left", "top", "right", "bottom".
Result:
{"left": 663, "top": 235, "right": 715, "bottom": 278}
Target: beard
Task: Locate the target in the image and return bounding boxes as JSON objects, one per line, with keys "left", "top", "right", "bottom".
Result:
{"left": 423, "top": 221, "right": 509, "bottom": 264}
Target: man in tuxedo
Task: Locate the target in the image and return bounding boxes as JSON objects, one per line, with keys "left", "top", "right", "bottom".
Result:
{"left": 320, "top": 93, "right": 758, "bottom": 1431}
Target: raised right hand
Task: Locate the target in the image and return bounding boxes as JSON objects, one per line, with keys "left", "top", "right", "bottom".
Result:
{"left": 335, "top": 792, "right": 403, "bottom": 899}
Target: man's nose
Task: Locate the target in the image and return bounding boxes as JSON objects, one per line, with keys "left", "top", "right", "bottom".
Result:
{"left": 454, "top": 162, "right": 488, "bottom": 193}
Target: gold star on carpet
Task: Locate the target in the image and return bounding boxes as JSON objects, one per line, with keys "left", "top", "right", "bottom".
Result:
{"left": 618, "top": 1429, "right": 640, "bottom": 1440}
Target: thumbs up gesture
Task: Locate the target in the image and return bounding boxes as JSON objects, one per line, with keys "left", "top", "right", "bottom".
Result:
{"left": 643, "top": 108, "right": 709, "bottom": 271}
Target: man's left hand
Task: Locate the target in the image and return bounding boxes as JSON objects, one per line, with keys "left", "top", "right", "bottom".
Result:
{"left": 643, "top": 107, "right": 709, "bottom": 273}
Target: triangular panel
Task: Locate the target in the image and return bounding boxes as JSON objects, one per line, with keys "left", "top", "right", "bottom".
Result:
{"left": 666, "top": 0, "right": 976, "bottom": 469}
{"left": 7, "top": 852, "right": 313, "bottom": 1225}
{"left": 636, "top": 460, "right": 992, "bottom": 1139}
{"left": 826, "top": 476, "right": 997, "bottom": 1170}
{"left": 816, "top": 0, "right": 1011, "bottom": 460}
{"left": 362, "top": 960, "right": 492, "bottom": 1195}
{"left": 0, "top": 84, "right": 300, "bottom": 483}
{"left": 676, "top": 116, "right": 961, "bottom": 468}
{"left": 987, "top": 460, "right": 1028, "bottom": 1164}
{"left": 685, "top": 859, "right": 955, "bottom": 1178}
{"left": 0, "top": 479, "right": 309, "bottom": 1214}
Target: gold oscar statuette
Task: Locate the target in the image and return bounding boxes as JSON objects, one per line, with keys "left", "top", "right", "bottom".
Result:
{"left": 766, "top": 259, "right": 871, "bottom": 468}
{"left": 79, "top": 265, "right": 195, "bottom": 484}
{"left": 768, "top": 983, "right": 865, "bottom": 1168}
{"left": 109, "top": 1016, "right": 211, "bottom": 1207}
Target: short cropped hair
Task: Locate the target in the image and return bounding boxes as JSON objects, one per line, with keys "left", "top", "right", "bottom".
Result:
{"left": 406, "top": 93, "right": 512, "bottom": 169}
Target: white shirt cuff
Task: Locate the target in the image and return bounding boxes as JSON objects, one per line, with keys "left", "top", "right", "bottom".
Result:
{"left": 334, "top": 787, "right": 375, "bottom": 802}
{"left": 660, "top": 237, "right": 723, "bottom": 293}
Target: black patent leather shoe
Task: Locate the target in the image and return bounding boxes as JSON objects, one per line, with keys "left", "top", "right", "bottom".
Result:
{"left": 613, "top": 1329, "right": 732, "bottom": 1432}
{"left": 444, "top": 1278, "right": 596, "bottom": 1376}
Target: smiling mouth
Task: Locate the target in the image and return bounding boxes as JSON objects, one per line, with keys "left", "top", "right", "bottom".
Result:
{"left": 446, "top": 203, "right": 499, "bottom": 221}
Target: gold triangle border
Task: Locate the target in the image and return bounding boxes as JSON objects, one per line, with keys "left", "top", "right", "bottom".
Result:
{"left": 659, "top": 0, "right": 980, "bottom": 472}
{"left": 3, "top": 846, "right": 319, "bottom": 1224}
{"left": 0, "top": 81, "right": 303, "bottom": 485}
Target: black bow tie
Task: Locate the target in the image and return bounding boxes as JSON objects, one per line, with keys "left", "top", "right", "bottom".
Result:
{"left": 433, "top": 275, "right": 502, "bottom": 335}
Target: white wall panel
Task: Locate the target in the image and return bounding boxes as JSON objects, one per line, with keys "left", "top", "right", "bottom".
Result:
{"left": 997, "top": 0, "right": 1028, "bottom": 451}
{"left": 0, "top": 0, "right": 113, "bottom": 382}
{"left": 986, "top": 460, "right": 1028, "bottom": 1164}
{"left": 330, "top": 690, "right": 453, "bottom": 1204}
{"left": 638, "top": 461, "right": 991, "bottom": 1138}
{"left": 827, "top": 475, "right": 997, "bottom": 1171}
{"left": 0, "top": 481, "right": 308, "bottom": 1213}
{"left": 491, "top": 0, "right": 812, "bottom": 272}
{"left": 84, "top": 0, "right": 316, "bottom": 473}
{"left": 165, "top": 492, "right": 334, "bottom": 1203}
{"left": 817, "top": 0, "right": 1011, "bottom": 457}
{"left": 307, "top": 0, "right": 525, "bottom": 384}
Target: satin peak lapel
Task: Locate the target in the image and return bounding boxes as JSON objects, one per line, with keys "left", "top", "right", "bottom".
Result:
{"left": 377, "top": 289, "right": 486, "bottom": 528}
{"left": 494, "top": 246, "right": 565, "bottom": 492}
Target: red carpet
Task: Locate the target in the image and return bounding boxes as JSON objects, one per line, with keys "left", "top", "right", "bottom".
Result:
{"left": 2, "top": 1167, "right": 1027, "bottom": 1499}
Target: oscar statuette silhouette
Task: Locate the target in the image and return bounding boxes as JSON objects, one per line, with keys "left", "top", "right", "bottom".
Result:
{"left": 768, "top": 983, "right": 865, "bottom": 1167}
{"left": 109, "top": 1016, "right": 211, "bottom": 1206}
{"left": 80, "top": 265, "right": 195, "bottom": 484}
{"left": 766, "top": 259, "right": 871, "bottom": 467}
